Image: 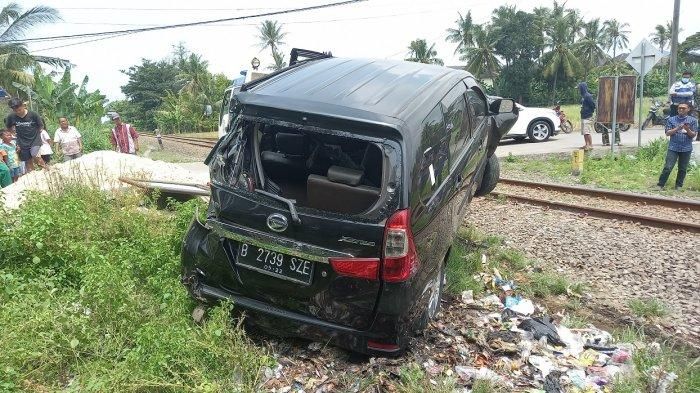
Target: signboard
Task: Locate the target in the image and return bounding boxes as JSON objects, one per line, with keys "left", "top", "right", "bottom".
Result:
{"left": 626, "top": 39, "right": 664, "bottom": 77}
{"left": 596, "top": 76, "right": 637, "bottom": 124}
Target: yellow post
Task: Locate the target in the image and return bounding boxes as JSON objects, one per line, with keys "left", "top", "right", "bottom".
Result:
{"left": 571, "top": 149, "right": 584, "bottom": 176}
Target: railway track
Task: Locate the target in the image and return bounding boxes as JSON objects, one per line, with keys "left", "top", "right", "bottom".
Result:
{"left": 146, "top": 134, "right": 217, "bottom": 149}
{"left": 494, "top": 178, "right": 700, "bottom": 232}
{"left": 140, "top": 134, "right": 700, "bottom": 232}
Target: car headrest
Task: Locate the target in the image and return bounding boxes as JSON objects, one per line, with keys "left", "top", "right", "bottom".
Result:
{"left": 327, "top": 165, "right": 363, "bottom": 186}
{"left": 275, "top": 133, "right": 306, "bottom": 156}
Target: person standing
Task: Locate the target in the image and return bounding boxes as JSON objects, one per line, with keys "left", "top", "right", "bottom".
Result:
{"left": 53, "top": 117, "right": 83, "bottom": 161}
{"left": 38, "top": 127, "right": 53, "bottom": 164}
{"left": 578, "top": 82, "right": 595, "bottom": 151}
{"left": 668, "top": 70, "right": 696, "bottom": 117}
{"left": 4, "top": 98, "right": 47, "bottom": 172}
{"left": 657, "top": 103, "right": 697, "bottom": 190}
{"left": 155, "top": 128, "right": 163, "bottom": 150}
{"left": 109, "top": 113, "right": 139, "bottom": 154}
{"left": 0, "top": 130, "right": 21, "bottom": 181}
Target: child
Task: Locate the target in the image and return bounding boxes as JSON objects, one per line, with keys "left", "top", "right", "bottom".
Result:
{"left": 0, "top": 148, "right": 11, "bottom": 188}
{"left": 0, "top": 130, "right": 21, "bottom": 182}
{"left": 39, "top": 128, "right": 53, "bottom": 164}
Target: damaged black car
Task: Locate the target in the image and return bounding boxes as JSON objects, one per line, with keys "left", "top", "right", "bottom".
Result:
{"left": 182, "top": 50, "right": 517, "bottom": 356}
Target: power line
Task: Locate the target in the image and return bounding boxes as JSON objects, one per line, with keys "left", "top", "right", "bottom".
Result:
{"left": 54, "top": 6, "right": 283, "bottom": 11}
{"left": 55, "top": 9, "right": 442, "bottom": 29}
{"left": 8, "top": 0, "right": 365, "bottom": 44}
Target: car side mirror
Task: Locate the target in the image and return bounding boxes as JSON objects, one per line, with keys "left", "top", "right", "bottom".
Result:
{"left": 489, "top": 98, "right": 517, "bottom": 114}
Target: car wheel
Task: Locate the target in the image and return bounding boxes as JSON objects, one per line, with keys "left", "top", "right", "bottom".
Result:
{"left": 413, "top": 261, "right": 446, "bottom": 334}
{"left": 618, "top": 123, "right": 631, "bottom": 132}
{"left": 527, "top": 120, "right": 551, "bottom": 142}
{"left": 475, "top": 154, "right": 499, "bottom": 197}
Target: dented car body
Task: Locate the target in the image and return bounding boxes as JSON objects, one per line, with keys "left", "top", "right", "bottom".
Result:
{"left": 181, "top": 55, "right": 517, "bottom": 355}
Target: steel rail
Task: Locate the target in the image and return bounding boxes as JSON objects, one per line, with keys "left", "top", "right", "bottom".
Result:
{"left": 144, "top": 134, "right": 216, "bottom": 149}
{"left": 490, "top": 191, "right": 700, "bottom": 233}
{"left": 499, "top": 177, "right": 700, "bottom": 211}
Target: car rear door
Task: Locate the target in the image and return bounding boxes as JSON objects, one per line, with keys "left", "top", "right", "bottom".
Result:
{"left": 207, "top": 126, "right": 400, "bottom": 331}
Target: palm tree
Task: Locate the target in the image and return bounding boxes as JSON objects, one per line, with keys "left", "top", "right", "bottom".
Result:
{"left": 542, "top": 13, "right": 581, "bottom": 99}
{"left": 405, "top": 39, "right": 443, "bottom": 65}
{"left": 445, "top": 11, "right": 474, "bottom": 55}
{"left": 650, "top": 22, "right": 673, "bottom": 52}
{"left": 268, "top": 49, "right": 287, "bottom": 71}
{"left": 0, "top": 3, "right": 67, "bottom": 95}
{"left": 603, "top": 19, "right": 630, "bottom": 59}
{"left": 459, "top": 25, "right": 500, "bottom": 79}
{"left": 257, "top": 20, "right": 287, "bottom": 60}
{"left": 574, "top": 19, "right": 608, "bottom": 76}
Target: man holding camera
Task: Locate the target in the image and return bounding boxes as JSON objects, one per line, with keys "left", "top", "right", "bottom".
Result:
{"left": 657, "top": 103, "right": 697, "bottom": 190}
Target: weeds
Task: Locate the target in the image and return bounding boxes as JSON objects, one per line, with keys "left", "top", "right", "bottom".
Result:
{"left": 500, "top": 138, "right": 700, "bottom": 195}
{"left": 629, "top": 298, "right": 669, "bottom": 319}
{"left": 0, "top": 186, "right": 271, "bottom": 391}
{"left": 396, "top": 364, "right": 458, "bottom": 392}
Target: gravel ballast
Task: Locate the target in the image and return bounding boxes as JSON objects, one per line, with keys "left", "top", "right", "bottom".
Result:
{"left": 465, "top": 197, "right": 700, "bottom": 345}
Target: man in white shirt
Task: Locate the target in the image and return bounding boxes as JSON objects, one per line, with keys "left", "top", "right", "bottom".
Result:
{"left": 53, "top": 117, "right": 83, "bottom": 161}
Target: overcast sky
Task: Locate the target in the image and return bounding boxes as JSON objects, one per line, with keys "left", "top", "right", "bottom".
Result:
{"left": 20, "top": 0, "right": 699, "bottom": 101}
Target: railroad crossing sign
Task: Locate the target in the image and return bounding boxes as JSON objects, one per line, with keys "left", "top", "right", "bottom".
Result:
{"left": 626, "top": 39, "right": 664, "bottom": 77}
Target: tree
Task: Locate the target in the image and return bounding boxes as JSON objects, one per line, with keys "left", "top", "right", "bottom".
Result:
{"left": 268, "top": 49, "right": 287, "bottom": 71}
{"left": 405, "top": 39, "right": 444, "bottom": 65}
{"left": 12, "top": 67, "right": 105, "bottom": 125}
{"left": 491, "top": 10, "right": 541, "bottom": 65}
{"left": 650, "top": 22, "right": 673, "bottom": 53}
{"left": 574, "top": 19, "right": 608, "bottom": 76}
{"left": 542, "top": 7, "right": 582, "bottom": 100}
{"left": 679, "top": 32, "right": 700, "bottom": 63}
{"left": 445, "top": 11, "right": 475, "bottom": 55}
{"left": 0, "top": 3, "right": 68, "bottom": 95}
{"left": 257, "top": 20, "right": 287, "bottom": 60}
{"left": 121, "top": 59, "right": 182, "bottom": 131}
{"left": 603, "top": 19, "right": 630, "bottom": 59}
{"left": 459, "top": 25, "right": 500, "bottom": 79}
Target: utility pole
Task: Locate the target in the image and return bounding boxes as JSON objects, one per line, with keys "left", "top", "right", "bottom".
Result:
{"left": 668, "top": 0, "right": 681, "bottom": 88}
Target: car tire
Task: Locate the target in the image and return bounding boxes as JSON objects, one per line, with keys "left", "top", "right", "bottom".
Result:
{"left": 619, "top": 123, "right": 631, "bottom": 132}
{"left": 527, "top": 120, "right": 551, "bottom": 142}
{"left": 413, "top": 260, "right": 446, "bottom": 334}
{"left": 474, "top": 154, "right": 499, "bottom": 197}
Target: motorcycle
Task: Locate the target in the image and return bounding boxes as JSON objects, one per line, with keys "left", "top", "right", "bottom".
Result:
{"left": 553, "top": 105, "right": 573, "bottom": 133}
{"left": 641, "top": 100, "right": 670, "bottom": 130}
{"left": 594, "top": 122, "right": 631, "bottom": 133}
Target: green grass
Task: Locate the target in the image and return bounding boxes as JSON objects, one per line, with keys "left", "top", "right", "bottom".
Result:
{"left": 445, "top": 226, "right": 585, "bottom": 301}
{"left": 0, "top": 185, "right": 271, "bottom": 391}
{"left": 610, "top": 328, "right": 700, "bottom": 393}
{"left": 501, "top": 138, "right": 700, "bottom": 196}
{"left": 629, "top": 298, "right": 669, "bottom": 319}
{"left": 560, "top": 97, "right": 659, "bottom": 127}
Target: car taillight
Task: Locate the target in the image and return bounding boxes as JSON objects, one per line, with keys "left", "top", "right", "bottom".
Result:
{"left": 382, "top": 209, "right": 419, "bottom": 282}
{"left": 330, "top": 258, "right": 380, "bottom": 280}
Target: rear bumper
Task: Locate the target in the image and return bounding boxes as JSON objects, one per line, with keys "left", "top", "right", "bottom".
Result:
{"left": 188, "top": 281, "right": 404, "bottom": 356}
{"left": 181, "top": 216, "right": 407, "bottom": 356}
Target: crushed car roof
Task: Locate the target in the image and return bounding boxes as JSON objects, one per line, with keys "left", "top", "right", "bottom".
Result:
{"left": 236, "top": 57, "right": 474, "bottom": 127}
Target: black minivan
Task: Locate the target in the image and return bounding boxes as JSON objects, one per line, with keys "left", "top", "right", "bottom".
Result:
{"left": 182, "top": 52, "right": 517, "bottom": 355}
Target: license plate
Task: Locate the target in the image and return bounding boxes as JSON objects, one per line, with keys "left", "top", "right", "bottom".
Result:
{"left": 236, "top": 243, "right": 314, "bottom": 285}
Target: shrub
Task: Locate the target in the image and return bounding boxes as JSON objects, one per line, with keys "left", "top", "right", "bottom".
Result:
{"left": 0, "top": 186, "right": 271, "bottom": 391}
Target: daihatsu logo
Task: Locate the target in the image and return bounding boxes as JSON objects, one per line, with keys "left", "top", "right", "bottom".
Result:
{"left": 267, "top": 213, "right": 288, "bottom": 232}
